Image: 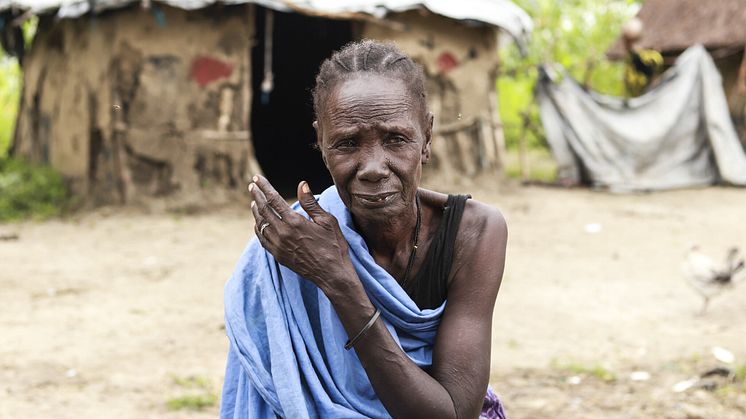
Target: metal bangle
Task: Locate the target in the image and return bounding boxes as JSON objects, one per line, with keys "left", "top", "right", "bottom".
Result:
{"left": 344, "top": 308, "right": 381, "bottom": 351}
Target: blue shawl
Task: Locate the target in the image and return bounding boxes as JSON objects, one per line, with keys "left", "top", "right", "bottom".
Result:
{"left": 221, "top": 186, "right": 446, "bottom": 419}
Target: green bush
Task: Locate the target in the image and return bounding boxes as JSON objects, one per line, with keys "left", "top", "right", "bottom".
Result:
{"left": 1, "top": 17, "right": 37, "bottom": 157}
{"left": 166, "top": 394, "right": 218, "bottom": 411}
{"left": 0, "top": 56, "right": 20, "bottom": 158}
{"left": 0, "top": 158, "right": 69, "bottom": 221}
{"left": 497, "top": 0, "right": 642, "bottom": 150}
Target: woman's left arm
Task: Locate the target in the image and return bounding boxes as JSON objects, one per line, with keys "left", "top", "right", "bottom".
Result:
{"left": 250, "top": 176, "right": 507, "bottom": 419}
{"left": 428, "top": 200, "right": 508, "bottom": 418}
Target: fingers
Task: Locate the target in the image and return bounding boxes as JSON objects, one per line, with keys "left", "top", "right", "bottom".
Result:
{"left": 250, "top": 200, "right": 264, "bottom": 231}
{"left": 251, "top": 200, "right": 276, "bottom": 246}
{"left": 249, "top": 180, "right": 279, "bottom": 247}
{"left": 251, "top": 175, "right": 290, "bottom": 220}
{"left": 249, "top": 182, "right": 272, "bottom": 219}
{"left": 249, "top": 181, "right": 285, "bottom": 229}
{"left": 297, "top": 181, "right": 327, "bottom": 223}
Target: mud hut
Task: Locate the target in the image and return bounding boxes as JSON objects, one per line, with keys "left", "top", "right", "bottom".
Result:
{"left": 0, "top": 0, "right": 531, "bottom": 203}
{"left": 607, "top": 0, "right": 746, "bottom": 151}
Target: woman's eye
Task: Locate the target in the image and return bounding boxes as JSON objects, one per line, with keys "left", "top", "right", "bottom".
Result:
{"left": 334, "top": 139, "right": 356, "bottom": 149}
{"left": 385, "top": 135, "right": 407, "bottom": 145}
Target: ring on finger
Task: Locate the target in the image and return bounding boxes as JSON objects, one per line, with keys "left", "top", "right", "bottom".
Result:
{"left": 259, "top": 222, "right": 271, "bottom": 237}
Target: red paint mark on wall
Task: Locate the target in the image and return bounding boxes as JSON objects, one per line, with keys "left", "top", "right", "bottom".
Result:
{"left": 191, "top": 56, "right": 234, "bottom": 87}
{"left": 436, "top": 52, "right": 459, "bottom": 74}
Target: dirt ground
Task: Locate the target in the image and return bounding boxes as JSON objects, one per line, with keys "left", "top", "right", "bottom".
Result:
{"left": 1, "top": 184, "right": 745, "bottom": 418}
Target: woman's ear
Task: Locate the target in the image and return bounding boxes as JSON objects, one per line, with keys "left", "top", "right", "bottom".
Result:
{"left": 312, "top": 120, "right": 321, "bottom": 144}
{"left": 313, "top": 120, "right": 328, "bottom": 167}
{"left": 421, "top": 112, "right": 434, "bottom": 164}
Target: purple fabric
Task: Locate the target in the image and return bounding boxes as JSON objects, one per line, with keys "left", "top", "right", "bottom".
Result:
{"left": 480, "top": 386, "right": 507, "bottom": 419}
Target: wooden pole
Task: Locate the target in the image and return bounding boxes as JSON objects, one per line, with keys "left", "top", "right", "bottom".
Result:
{"left": 242, "top": 4, "right": 263, "bottom": 179}
{"left": 488, "top": 87, "right": 506, "bottom": 175}
{"left": 519, "top": 112, "right": 530, "bottom": 183}
{"left": 111, "top": 93, "right": 134, "bottom": 203}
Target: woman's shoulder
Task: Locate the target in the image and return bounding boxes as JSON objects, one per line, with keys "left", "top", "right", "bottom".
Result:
{"left": 457, "top": 197, "right": 508, "bottom": 268}
{"left": 418, "top": 189, "right": 507, "bottom": 300}
{"left": 418, "top": 187, "right": 507, "bottom": 274}
{"left": 462, "top": 197, "right": 508, "bottom": 237}
{"left": 416, "top": 188, "right": 449, "bottom": 209}
{"left": 417, "top": 188, "right": 507, "bottom": 236}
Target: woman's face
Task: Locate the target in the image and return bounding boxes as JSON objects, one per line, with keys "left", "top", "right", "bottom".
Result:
{"left": 316, "top": 73, "right": 432, "bottom": 224}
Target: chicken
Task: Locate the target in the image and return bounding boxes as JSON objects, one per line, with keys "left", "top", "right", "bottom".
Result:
{"left": 681, "top": 246, "right": 745, "bottom": 314}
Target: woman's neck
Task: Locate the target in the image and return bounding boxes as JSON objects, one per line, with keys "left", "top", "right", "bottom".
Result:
{"left": 354, "top": 199, "right": 419, "bottom": 264}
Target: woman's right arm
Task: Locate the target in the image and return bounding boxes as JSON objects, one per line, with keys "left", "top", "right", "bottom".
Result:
{"left": 250, "top": 176, "right": 507, "bottom": 418}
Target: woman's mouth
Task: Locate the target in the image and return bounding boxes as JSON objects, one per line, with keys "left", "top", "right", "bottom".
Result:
{"left": 352, "top": 192, "right": 398, "bottom": 207}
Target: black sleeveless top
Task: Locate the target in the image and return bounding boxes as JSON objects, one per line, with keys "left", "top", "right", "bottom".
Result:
{"left": 403, "top": 194, "right": 470, "bottom": 310}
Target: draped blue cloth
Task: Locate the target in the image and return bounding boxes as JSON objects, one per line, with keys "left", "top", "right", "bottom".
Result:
{"left": 221, "top": 186, "right": 446, "bottom": 419}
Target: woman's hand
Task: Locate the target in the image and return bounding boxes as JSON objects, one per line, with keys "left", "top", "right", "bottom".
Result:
{"left": 249, "top": 175, "right": 354, "bottom": 290}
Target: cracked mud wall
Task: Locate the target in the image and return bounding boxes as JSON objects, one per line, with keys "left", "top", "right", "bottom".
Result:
{"left": 13, "top": 5, "right": 259, "bottom": 204}
{"left": 12, "top": 5, "right": 505, "bottom": 205}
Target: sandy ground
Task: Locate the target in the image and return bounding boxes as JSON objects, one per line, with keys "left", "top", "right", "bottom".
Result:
{"left": 1, "top": 185, "right": 746, "bottom": 418}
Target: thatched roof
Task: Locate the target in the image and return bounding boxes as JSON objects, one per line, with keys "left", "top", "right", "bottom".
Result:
{"left": 607, "top": 0, "right": 746, "bottom": 59}
{"left": 0, "top": 0, "right": 532, "bottom": 49}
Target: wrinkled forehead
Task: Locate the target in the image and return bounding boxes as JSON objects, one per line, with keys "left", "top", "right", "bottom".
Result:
{"left": 319, "top": 74, "right": 425, "bottom": 132}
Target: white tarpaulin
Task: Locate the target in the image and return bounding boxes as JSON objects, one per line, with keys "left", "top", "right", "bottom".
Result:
{"left": 537, "top": 45, "right": 746, "bottom": 192}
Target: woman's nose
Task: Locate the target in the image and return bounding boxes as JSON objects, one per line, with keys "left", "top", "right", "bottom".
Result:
{"left": 357, "top": 146, "right": 390, "bottom": 183}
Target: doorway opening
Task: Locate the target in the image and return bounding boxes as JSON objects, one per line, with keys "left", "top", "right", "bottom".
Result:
{"left": 251, "top": 7, "right": 353, "bottom": 197}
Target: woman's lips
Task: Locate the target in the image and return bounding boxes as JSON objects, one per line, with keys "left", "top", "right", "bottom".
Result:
{"left": 352, "top": 192, "right": 397, "bottom": 206}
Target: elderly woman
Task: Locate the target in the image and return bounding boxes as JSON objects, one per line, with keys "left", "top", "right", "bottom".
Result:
{"left": 221, "top": 40, "right": 508, "bottom": 419}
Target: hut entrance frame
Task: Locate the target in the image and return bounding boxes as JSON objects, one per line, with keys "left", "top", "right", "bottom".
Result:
{"left": 250, "top": 7, "right": 353, "bottom": 196}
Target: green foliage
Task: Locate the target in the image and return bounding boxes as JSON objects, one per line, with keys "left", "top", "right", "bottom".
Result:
{"left": 0, "top": 158, "right": 69, "bottom": 222}
{"left": 504, "top": 147, "right": 557, "bottom": 183}
{"left": 0, "top": 20, "right": 59, "bottom": 222}
{"left": 167, "top": 375, "right": 217, "bottom": 411}
{"left": 551, "top": 359, "right": 618, "bottom": 382}
{"left": 166, "top": 394, "right": 218, "bottom": 411}
{"left": 497, "top": 0, "right": 642, "bottom": 149}
{"left": 734, "top": 364, "right": 746, "bottom": 383}
{"left": 503, "top": 147, "right": 558, "bottom": 182}
{"left": 0, "top": 17, "right": 38, "bottom": 157}
{"left": 171, "top": 374, "right": 212, "bottom": 389}
{"left": 0, "top": 56, "right": 20, "bottom": 158}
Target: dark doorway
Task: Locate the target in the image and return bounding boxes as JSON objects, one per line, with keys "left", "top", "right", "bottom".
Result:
{"left": 251, "top": 7, "right": 353, "bottom": 197}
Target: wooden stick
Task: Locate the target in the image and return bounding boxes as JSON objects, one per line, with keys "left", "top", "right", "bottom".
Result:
{"left": 519, "top": 112, "right": 530, "bottom": 183}
{"left": 488, "top": 87, "right": 506, "bottom": 174}
{"left": 111, "top": 93, "right": 134, "bottom": 203}
{"left": 244, "top": 4, "right": 263, "bottom": 178}
{"left": 433, "top": 116, "right": 477, "bottom": 135}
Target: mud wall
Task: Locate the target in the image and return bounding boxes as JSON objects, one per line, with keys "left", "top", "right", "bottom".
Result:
{"left": 13, "top": 4, "right": 260, "bottom": 204}
{"left": 13, "top": 6, "right": 505, "bottom": 204}
{"left": 363, "top": 11, "right": 505, "bottom": 180}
